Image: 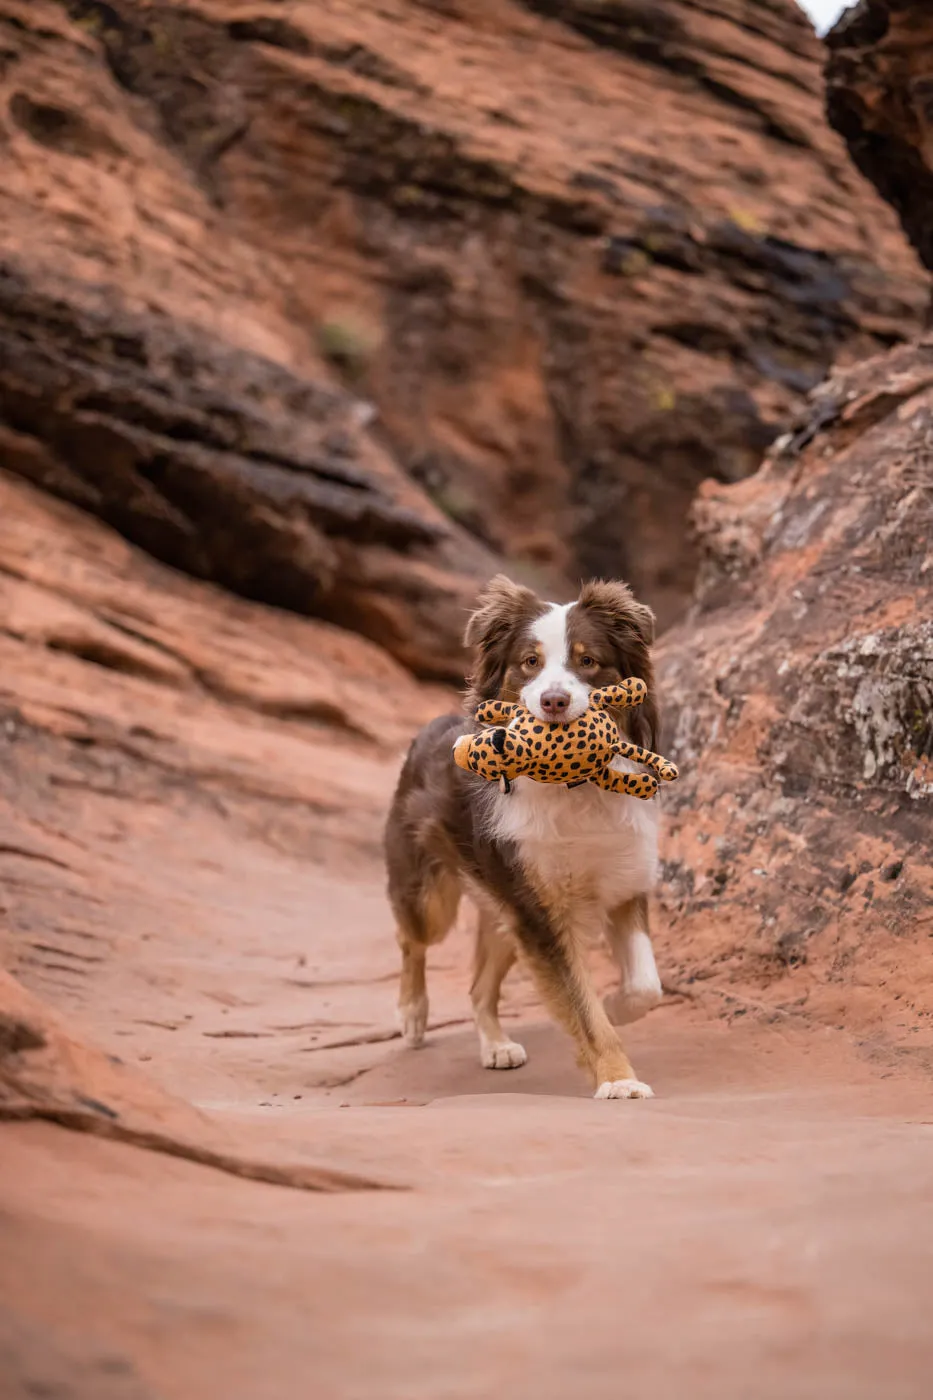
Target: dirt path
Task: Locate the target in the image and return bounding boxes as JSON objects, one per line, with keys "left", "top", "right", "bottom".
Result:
{"left": 4, "top": 772, "right": 933, "bottom": 1400}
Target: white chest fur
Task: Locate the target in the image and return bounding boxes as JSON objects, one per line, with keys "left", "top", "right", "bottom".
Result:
{"left": 485, "top": 756, "right": 660, "bottom": 911}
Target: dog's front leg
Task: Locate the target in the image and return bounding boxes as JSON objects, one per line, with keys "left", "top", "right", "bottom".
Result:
{"left": 509, "top": 903, "right": 653, "bottom": 1100}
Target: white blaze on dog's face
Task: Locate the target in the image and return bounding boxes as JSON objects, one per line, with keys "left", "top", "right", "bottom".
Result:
{"left": 520, "top": 603, "right": 591, "bottom": 723}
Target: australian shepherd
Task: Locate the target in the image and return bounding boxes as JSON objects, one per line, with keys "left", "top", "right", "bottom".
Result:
{"left": 384, "top": 575, "right": 664, "bottom": 1099}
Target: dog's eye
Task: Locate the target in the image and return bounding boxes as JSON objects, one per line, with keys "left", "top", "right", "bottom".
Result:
{"left": 523, "top": 654, "right": 539, "bottom": 669}
{"left": 580, "top": 655, "right": 597, "bottom": 669}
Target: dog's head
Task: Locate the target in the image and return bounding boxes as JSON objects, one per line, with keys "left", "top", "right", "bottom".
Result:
{"left": 464, "top": 575, "right": 658, "bottom": 748}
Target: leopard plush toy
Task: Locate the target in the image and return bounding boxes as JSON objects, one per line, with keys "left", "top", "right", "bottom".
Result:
{"left": 452, "top": 679, "right": 678, "bottom": 799}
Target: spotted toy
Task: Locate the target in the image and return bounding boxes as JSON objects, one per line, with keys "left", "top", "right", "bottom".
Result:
{"left": 452, "top": 679, "right": 679, "bottom": 799}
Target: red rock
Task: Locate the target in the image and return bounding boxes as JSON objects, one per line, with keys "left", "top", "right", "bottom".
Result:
{"left": 0, "top": 968, "right": 390, "bottom": 1192}
{"left": 657, "top": 339, "right": 933, "bottom": 1040}
{"left": 826, "top": 0, "right": 933, "bottom": 280}
{"left": 0, "top": 0, "right": 925, "bottom": 663}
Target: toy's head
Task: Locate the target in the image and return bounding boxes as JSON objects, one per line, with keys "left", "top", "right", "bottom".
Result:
{"left": 452, "top": 730, "right": 483, "bottom": 771}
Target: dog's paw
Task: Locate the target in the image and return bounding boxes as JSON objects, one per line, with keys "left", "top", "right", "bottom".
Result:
{"left": 397, "top": 998, "right": 428, "bottom": 1048}
{"left": 480, "top": 1038, "right": 528, "bottom": 1070}
{"left": 594, "top": 1078, "right": 654, "bottom": 1100}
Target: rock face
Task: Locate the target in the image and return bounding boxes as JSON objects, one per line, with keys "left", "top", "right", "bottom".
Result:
{"left": 656, "top": 338, "right": 933, "bottom": 1044}
{"left": 0, "top": 0, "right": 925, "bottom": 662}
{"left": 656, "top": 0, "right": 933, "bottom": 1040}
{"left": 0, "top": 468, "right": 447, "bottom": 828}
{"left": 826, "top": 0, "right": 933, "bottom": 279}
{"left": 0, "top": 264, "right": 493, "bottom": 682}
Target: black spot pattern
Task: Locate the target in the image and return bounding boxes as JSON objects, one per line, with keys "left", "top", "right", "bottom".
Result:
{"left": 452, "top": 682, "right": 678, "bottom": 802}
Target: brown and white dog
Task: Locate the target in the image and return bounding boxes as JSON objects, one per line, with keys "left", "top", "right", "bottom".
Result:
{"left": 384, "top": 575, "right": 665, "bottom": 1099}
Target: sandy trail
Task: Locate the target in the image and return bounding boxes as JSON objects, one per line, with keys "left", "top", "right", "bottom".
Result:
{"left": 3, "top": 765, "right": 933, "bottom": 1400}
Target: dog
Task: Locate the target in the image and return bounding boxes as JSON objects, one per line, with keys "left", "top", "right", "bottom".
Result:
{"left": 384, "top": 575, "right": 665, "bottom": 1099}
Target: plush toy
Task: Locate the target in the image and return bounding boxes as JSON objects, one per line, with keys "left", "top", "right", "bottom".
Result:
{"left": 452, "top": 680, "right": 678, "bottom": 799}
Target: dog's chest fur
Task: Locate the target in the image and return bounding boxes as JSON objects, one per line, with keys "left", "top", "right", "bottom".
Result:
{"left": 485, "top": 756, "right": 659, "bottom": 910}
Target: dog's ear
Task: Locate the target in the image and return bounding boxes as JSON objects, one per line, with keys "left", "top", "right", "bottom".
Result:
{"left": 464, "top": 574, "right": 540, "bottom": 651}
{"left": 464, "top": 575, "right": 541, "bottom": 709}
{"left": 576, "top": 579, "right": 658, "bottom": 749}
{"left": 576, "top": 579, "right": 655, "bottom": 647}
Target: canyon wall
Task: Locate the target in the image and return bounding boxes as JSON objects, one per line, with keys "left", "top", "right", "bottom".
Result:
{"left": 0, "top": 0, "right": 925, "bottom": 680}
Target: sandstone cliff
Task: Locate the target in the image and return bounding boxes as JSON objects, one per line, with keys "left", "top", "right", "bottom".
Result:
{"left": 649, "top": 0, "right": 933, "bottom": 1048}
{"left": 657, "top": 338, "right": 933, "bottom": 1048}
{"left": 0, "top": 0, "right": 925, "bottom": 674}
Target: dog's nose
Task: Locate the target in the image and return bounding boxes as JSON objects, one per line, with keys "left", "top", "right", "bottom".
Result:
{"left": 540, "top": 688, "right": 570, "bottom": 718}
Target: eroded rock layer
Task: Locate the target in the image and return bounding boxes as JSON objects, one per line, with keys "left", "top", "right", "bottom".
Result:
{"left": 0, "top": 0, "right": 925, "bottom": 654}
{"left": 657, "top": 338, "right": 933, "bottom": 1046}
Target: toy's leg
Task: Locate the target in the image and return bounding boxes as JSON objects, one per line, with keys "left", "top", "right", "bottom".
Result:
{"left": 471, "top": 906, "right": 527, "bottom": 1070}
{"left": 614, "top": 740, "right": 678, "bottom": 783}
{"left": 590, "top": 766, "right": 660, "bottom": 800}
{"left": 603, "top": 894, "right": 663, "bottom": 1027}
{"left": 506, "top": 904, "right": 653, "bottom": 1100}
{"left": 391, "top": 865, "right": 460, "bottom": 1048}
{"left": 475, "top": 701, "right": 516, "bottom": 726}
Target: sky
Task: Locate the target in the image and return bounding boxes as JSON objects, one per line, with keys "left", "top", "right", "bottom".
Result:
{"left": 796, "top": 0, "right": 858, "bottom": 34}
